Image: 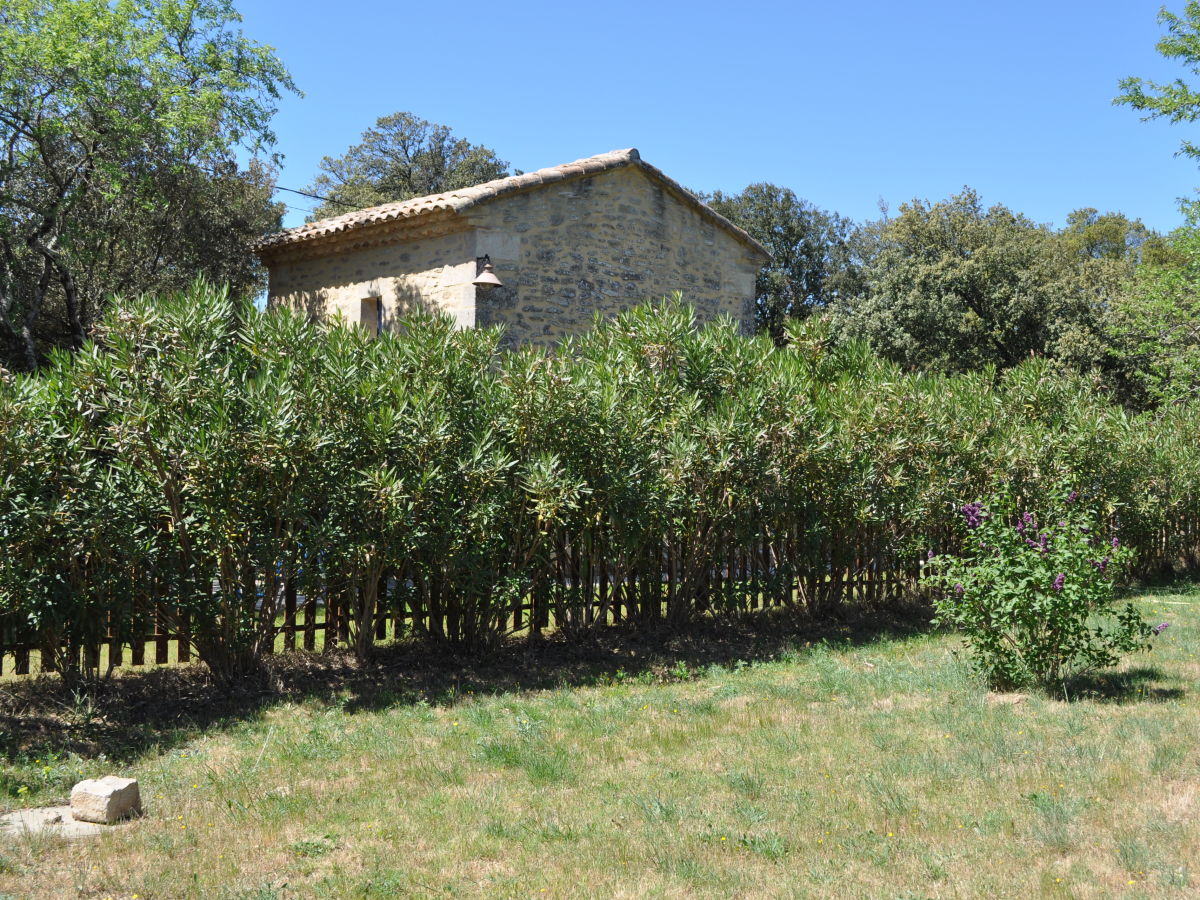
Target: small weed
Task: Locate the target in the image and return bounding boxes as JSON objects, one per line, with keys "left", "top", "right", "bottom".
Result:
{"left": 1115, "top": 833, "right": 1153, "bottom": 875}
{"left": 1150, "top": 740, "right": 1187, "bottom": 774}
{"left": 289, "top": 834, "right": 338, "bottom": 858}
{"left": 535, "top": 820, "right": 578, "bottom": 842}
{"left": 477, "top": 738, "right": 522, "bottom": 769}
{"left": 633, "top": 795, "right": 683, "bottom": 824}
{"left": 740, "top": 830, "right": 789, "bottom": 861}
{"left": 978, "top": 809, "right": 1012, "bottom": 836}
{"left": 145, "top": 832, "right": 177, "bottom": 854}
{"left": 846, "top": 830, "right": 893, "bottom": 867}
{"left": 806, "top": 865, "right": 838, "bottom": 886}
{"left": 476, "top": 738, "right": 572, "bottom": 783}
{"left": 1162, "top": 866, "right": 1191, "bottom": 888}
{"left": 919, "top": 849, "right": 949, "bottom": 882}
{"left": 523, "top": 746, "right": 572, "bottom": 783}
{"left": 865, "top": 773, "right": 913, "bottom": 819}
{"left": 413, "top": 762, "right": 465, "bottom": 786}
{"left": 482, "top": 817, "right": 577, "bottom": 844}
{"left": 0, "top": 751, "right": 88, "bottom": 803}
{"left": 513, "top": 715, "right": 542, "bottom": 740}
{"left": 482, "top": 819, "right": 518, "bottom": 839}
{"left": 290, "top": 727, "right": 341, "bottom": 761}
{"left": 690, "top": 697, "right": 719, "bottom": 716}
{"left": 221, "top": 887, "right": 282, "bottom": 900}
{"left": 654, "top": 852, "right": 717, "bottom": 884}
{"left": 734, "top": 801, "right": 768, "bottom": 824}
{"left": 711, "top": 683, "right": 740, "bottom": 701}
{"left": 1027, "top": 792, "right": 1081, "bottom": 853}
{"left": 722, "top": 770, "right": 765, "bottom": 799}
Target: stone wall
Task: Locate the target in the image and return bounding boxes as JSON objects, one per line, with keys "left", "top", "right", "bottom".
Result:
{"left": 466, "top": 166, "right": 762, "bottom": 347}
{"left": 266, "top": 228, "right": 477, "bottom": 330}
{"left": 264, "top": 164, "right": 764, "bottom": 345}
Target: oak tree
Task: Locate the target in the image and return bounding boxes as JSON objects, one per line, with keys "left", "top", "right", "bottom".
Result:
{"left": 305, "top": 112, "right": 510, "bottom": 220}
{"left": 0, "top": 0, "right": 296, "bottom": 369}
{"left": 707, "top": 184, "right": 858, "bottom": 341}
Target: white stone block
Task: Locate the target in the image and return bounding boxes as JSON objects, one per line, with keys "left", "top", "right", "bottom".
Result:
{"left": 70, "top": 776, "right": 141, "bottom": 824}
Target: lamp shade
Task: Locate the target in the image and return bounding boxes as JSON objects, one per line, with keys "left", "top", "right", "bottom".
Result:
{"left": 472, "top": 261, "right": 503, "bottom": 289}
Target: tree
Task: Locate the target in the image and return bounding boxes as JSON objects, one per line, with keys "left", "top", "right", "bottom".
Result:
{"left": 0, "top": 0, "right": 296, "bottom": 370}
{"left": 1061, "top": 208, "right": 1157, "bottom": 263}
{"left": 706, "top": 184, "right": 858, "bottom": 341}
{"left": 833, "top": 189, "right": 1129, "bottom": 374}
{"left": 305, "top": 112, "right": 510, "bottom": 220}
{"left": 51, "top": 157, "right": 285, "bottom": 345}
{"left": 1105, "top": 224, "right": 1200, "bottom": 407}
{"left": 1117, "top": 2, "right": 1200, "bottom": 160}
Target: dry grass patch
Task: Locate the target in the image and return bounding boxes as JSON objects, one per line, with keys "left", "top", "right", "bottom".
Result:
{"left": 0, "top": 589, "right": 1198, "bottom": 897}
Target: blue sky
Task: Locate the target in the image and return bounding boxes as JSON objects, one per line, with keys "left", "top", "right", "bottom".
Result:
{"left": 236, "top": 0, "right": 1195, "bottom": 234}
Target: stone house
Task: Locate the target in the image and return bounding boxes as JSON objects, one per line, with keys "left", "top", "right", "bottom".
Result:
{"left": 255, "top": 149, "right": 770, "bottom": 346}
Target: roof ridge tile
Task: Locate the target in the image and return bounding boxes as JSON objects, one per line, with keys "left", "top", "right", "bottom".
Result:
{"left": 255, "top": 147, "right": 768, "bottom": 261}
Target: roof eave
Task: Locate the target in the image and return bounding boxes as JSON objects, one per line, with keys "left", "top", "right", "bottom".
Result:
{"left": 255, "top": 148, "right": 772, "bottom": 265}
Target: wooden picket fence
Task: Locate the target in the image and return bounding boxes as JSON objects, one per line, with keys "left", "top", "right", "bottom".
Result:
{"left": 0, "top": 529, "right": 931, "bottom": 677}
{"left": 2, "top": 516, "right": 1198, "bottom": 678}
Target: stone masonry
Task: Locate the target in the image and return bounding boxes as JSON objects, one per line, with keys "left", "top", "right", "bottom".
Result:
{"left": 257, "top": 149, "right": 769, "bottom": 347}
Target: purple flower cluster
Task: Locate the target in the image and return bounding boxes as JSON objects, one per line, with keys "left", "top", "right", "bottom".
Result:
{"left": 1067, "top": 491, "right": 1079, "bottom": 503}
{"left": 960, "top": 502, "right": 984, "bottom": 529}
{"left": 1024, "top": 532, "right": 1050, "bottom": 554}
{"left": 1015, "top": 511, "right": 1051, "bottom": 553}
{"left": 1154, "top": 622, "right": 1171, "bottom": 635}
{"left": 1091, "top": 556, "right": 1110, "bottom": 574}
{"left": 1052, "top": 573, "right": 1066, "bottom": 591}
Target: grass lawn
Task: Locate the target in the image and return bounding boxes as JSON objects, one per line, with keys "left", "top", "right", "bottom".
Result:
{"left": 0, "top": 586, "right": 1198, "bottom": 898}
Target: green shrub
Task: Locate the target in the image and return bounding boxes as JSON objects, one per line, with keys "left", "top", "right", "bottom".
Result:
{"left": 1, "top": 284, "right": 1196, "bottom": 688}
{"left": 923, "top": 491, "right": 1158, "bottom": 690}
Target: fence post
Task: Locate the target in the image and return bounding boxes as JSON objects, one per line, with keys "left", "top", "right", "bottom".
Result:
{"left": 278, "top": 575, "right": 294, "bottom": 651}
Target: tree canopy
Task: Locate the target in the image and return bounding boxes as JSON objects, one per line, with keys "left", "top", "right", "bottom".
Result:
{"left": 706, "top": 184, "right": 858, "bottom": 342}
{"left": 304, "top": 112, "right": 510, "bottom": 220}
{"left": 1117, "top": 2, "right": 1200, "bottom": 161}
{"left": 1060, "top": 208, "right": 1158, "bottom": 263}
{"left": 1103, "top": 4, "right": 1200, "bottom": 408}
{"left": 832, "top": 190, "right": 1132, "bottom": 375}
{"left": 1105, "top": 224, "right": 1200, "bottom": 407}
{"left": 0, "top": 0, "right": 296, "bottom": 370}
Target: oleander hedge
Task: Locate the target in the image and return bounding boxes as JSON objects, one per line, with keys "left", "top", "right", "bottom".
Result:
{"left": 2, "top": 282, "right": 1198, "bottom": 686}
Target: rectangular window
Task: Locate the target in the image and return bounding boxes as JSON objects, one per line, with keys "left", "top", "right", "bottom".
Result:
{"left": 359, "top": 296, "right": 382, "bottom": 336}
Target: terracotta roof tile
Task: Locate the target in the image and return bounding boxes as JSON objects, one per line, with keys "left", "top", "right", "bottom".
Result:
{"left": 255, "top": 148, "right": 770, "bottom": 262}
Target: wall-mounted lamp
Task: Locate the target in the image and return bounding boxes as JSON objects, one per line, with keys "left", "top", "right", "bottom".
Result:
{"left": 472, "top": 254, "right": 503, "bottom": 290}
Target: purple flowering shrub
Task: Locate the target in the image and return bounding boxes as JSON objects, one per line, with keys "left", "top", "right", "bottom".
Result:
{"left": 922, "top": 492, "right": 1156, "bottom": 691}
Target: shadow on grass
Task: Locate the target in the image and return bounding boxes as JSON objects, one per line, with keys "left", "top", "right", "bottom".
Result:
{"left": 1059, "top": 666, "right": 1186, "bottom": 704}
{"left": 1122, "top": 576, "right": 1200, "bottom": 599}
{"left": 0, "top": 603, "right": 931, "bottom": 763}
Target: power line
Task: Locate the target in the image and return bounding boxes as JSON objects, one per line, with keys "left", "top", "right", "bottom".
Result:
{"left": 275, "top": 185, "right": 357, "bottom": 210}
